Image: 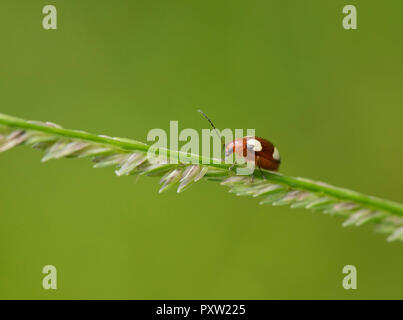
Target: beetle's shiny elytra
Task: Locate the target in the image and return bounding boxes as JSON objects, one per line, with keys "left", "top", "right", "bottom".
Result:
{"left": 225, "top": 136, "right": 280, "bottom": 171}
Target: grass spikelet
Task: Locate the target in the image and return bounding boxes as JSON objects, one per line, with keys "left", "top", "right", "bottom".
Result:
{"left": 75, "top": 146, "right": 115, "bottom": 158}
{"left": 159, "top": 168, "right": 183, "bottom": 193}
{"left": 387, "top": 227, "right": 403, "bottom": 242}
{"left": 194, "top": 166, "right": 209, "bottom": 182}
{"left": 115, "top": 153, "right": 147, "bottom": 176}
{"left": 342, "top": 209, "right": 372, "bottom": 227}
{"left": 177, "top": 165, "right": 202, "bottom": 193}
{"left": 138, "top": 163, "right": 176, "bottom": 177}
{"left": 259, "top": 190, "right": 289, "bottom": 205}
{"left": 305, "top": 197, "right": 334, "bottom": 210}
{"left": 0, "top": 130, "right": 30, "bottom": 152}
{"left": 272, "top": 190, "right": 303, "bottom": 206}
{"left": 93, "top": 154, "right": 130, "bottom": 169}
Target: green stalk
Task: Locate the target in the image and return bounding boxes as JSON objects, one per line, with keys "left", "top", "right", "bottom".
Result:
{"left": 0, "top": 113, "right": 226, "bottom": 169}
{"left": 1, "top": 112, "right": 402, "bottom": 217}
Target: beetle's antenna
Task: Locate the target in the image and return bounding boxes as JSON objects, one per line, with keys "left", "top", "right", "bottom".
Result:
{"left": 197, "top": 109, "right": 221, "bottom": 142}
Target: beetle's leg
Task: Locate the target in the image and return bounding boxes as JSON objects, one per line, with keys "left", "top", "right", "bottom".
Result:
{"left": 258, "top": 165, "right": 267, "bottom": 180}
{"left": 256, "top": 156, "right": 267, "bottom": 180}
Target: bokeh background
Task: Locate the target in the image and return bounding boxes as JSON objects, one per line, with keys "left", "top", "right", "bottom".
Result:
{"left": 1, "top": 0, "right": 403, "bottom": 299}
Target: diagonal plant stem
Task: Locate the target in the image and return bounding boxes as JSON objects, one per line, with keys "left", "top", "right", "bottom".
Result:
{"left": 2, "top": 112, "right": 403, "bottom": 242}
{"left": 0, "top": 113, "right": 225, "bottom": 169}
{"left": 1, "top": 112, "right": 402, "bottom": 217}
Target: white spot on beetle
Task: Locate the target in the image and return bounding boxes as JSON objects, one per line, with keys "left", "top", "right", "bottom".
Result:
{"left": 273, "top": 147, "right": 280, "bottom": 161}
{"left": 247, "top": 139, "right": 262, "bottom": 152}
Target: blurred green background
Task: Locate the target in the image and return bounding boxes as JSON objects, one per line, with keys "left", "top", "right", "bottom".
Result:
{"left": 1, "top": 0, "right": 403, "bottom": 299}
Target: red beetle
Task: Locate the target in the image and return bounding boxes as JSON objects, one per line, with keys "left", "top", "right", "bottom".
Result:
{"left": 224, "top": 136, "right": 280, "bottom": 171}
{"left": 198, "top": 110, "right": 281, "bottom": 173}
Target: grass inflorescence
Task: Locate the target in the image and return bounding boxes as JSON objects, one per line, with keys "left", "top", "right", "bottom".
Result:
{"left": 1, "top": 113, "right": 403, "bottom": 242}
